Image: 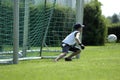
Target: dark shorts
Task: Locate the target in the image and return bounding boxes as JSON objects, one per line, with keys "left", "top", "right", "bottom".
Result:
{"left": 61, "top": 43, "right": 80, "bottom": 53}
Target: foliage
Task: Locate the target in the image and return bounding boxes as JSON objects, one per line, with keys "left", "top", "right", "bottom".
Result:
{"left": 83, "top": 0, "right": 107, "bottom": 45}
{"left": 0, "top": 3, "right": 13, "bottom": 51}
{"left": 46, "top": 5, "right": 75, "bottom": 46}
{"left": 0, "top": 0, "right": 25, "bottom": 49}
{"left": 0, "top": 0, "right": 107, "bottom": 48}
{"left": 111, "top": 14, "right": 120, "bottom": 23}
{"left": 107, "top": 14, "right": 120, "bottom": 24}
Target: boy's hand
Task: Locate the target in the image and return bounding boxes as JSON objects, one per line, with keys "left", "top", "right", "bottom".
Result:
{"left": 79, "top": 44, "right": 85, "bottom": 50}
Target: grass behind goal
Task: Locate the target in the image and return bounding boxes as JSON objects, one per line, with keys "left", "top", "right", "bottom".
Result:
{"left": 0, "top": 43, "right": 120, "bottom": 80}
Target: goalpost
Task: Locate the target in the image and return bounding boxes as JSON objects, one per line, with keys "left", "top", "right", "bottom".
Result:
{"left": 76, "top": 0, "right": 84, "bottom": 58}
{"left": 13, "top": 0, "right": 19, "bottom": 64}
{"left": 0, "top": 0, "right": 84, "bottom": 64}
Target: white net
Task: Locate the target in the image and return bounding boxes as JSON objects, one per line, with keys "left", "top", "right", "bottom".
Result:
{"left": 0, "top": 0, "right": 78, "bottom": 60}
{"left": 0, "top": 0, "right": 56, "bottom": 60}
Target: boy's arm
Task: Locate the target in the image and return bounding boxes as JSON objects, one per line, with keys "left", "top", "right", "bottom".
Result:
{"left": 75, "top": 32, "right": 81, "bottom": 44}
{"left": 75, "top": 32, "right": 85, "bottom": 50}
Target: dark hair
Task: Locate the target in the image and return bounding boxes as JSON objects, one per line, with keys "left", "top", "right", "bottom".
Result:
{"left": 74, "top": 23, "right": 85, "bottom": 30}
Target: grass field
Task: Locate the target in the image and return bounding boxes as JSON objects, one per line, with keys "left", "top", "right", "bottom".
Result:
{"left": 0, "top": 43, "right": 120, "bottom": 80}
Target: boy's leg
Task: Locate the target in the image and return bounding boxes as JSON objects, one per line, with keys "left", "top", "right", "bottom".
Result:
{"left": 54, "top": 52, "right": 67, "bottom": 62}
{"left": 54, "top": 44, "right": 70, "bottom": 62}
{"left": 66, "top": 50, "right": 81, "bottom": 59}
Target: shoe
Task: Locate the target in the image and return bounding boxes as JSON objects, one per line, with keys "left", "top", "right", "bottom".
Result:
{"left": 54, "top": 59, "right": 58, "bottom": 62}
{"left": 65, "top": 58, "right": 72, "bottom": 61}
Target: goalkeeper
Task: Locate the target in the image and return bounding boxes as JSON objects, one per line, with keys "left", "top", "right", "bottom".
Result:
{"left": 55, "top": 23, "right": 85, "bottom": 62}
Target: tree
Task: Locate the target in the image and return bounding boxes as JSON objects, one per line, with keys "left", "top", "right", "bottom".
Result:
{"left": 83, "top": 0, "right": 107, "bottom": 45}
{"left": 112, "top": 14, "right": 119, "bottom": 23}
{"left": 107, "top": 16, "right": 112, "bottom": 23}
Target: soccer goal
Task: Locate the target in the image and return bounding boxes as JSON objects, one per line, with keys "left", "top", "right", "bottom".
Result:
{"left": 0, "top": 0, "right": 56, "bottom": 64}
{"left": 0, "top": 0, "right": 84, "bottom": 64}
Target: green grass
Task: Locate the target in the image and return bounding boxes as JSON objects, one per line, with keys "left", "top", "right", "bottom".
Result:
{"left": 0, "top": 43, "right": 120, "bottom": 80}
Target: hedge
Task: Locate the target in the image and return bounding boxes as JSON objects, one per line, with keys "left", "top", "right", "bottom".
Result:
{"left": 46, "top": 6, "right": 75, "bottom": 46}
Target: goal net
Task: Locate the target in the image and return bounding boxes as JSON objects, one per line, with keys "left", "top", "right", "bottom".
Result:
{"left": 0, "top": 0, "right": 80, "bottom": 62}
{"left": 0, "top": 0, "right": 56, "bottom": 61}
{"left": 0, "top": 0, "right": 14, "bottom": 60}
{"left": 41, "top": 0, "right": 76, "bottom": 58}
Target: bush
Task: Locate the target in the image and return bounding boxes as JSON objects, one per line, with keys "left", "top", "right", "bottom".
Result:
{"left": 83, "top": 0, "right": 107, "bottom": 45}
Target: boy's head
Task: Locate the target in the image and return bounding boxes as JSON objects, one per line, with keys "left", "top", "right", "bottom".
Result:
{"left": 73, "top": 23, "right": 85, "bottom": 32}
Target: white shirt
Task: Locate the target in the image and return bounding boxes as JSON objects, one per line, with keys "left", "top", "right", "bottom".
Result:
{"left": 62, "top": 31, "right": 80, "bottom": 45}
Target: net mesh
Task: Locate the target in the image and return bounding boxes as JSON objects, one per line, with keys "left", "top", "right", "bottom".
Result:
{"left": 0, "top": 0, "right": 56, "bottom": 59}
{"left": 0, "top": 0, "right": 13, "bottom": 59}
{"left": 42, "top": 0, "right": 76, "bottom": 57}
{"left": 0, "top": 0, "right": 76, "bottom": 60}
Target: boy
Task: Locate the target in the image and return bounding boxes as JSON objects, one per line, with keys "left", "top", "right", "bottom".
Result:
{"left": 55, "top": 23, "right": 85, "bottom": 62}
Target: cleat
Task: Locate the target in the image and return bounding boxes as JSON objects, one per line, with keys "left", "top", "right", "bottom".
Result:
{"left": 65, "top": 58, "right": 72, "bottom": 61}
